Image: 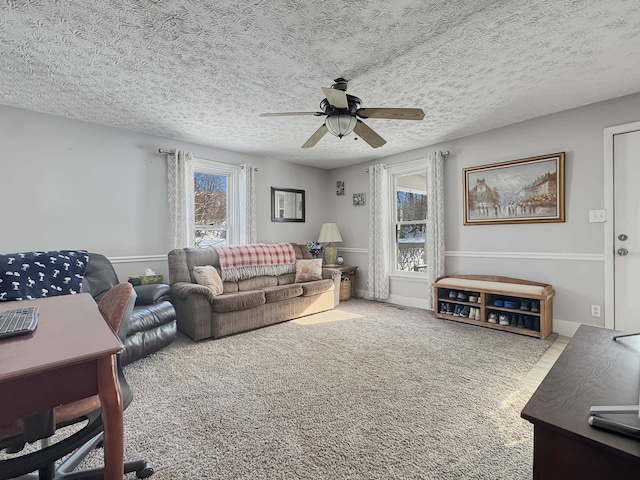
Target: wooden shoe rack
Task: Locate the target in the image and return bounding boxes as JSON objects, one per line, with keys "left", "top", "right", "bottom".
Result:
{"left": 433, "top": 274, "right": 555, "bottom": 340}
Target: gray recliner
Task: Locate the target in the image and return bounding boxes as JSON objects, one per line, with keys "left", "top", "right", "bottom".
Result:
{"left": 82, "top": 252, "right": 177, "bottom": 365}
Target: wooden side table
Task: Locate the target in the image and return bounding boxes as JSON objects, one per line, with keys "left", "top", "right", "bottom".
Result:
{"left": 323, "top": 265, "right": 359, "bottom": 299}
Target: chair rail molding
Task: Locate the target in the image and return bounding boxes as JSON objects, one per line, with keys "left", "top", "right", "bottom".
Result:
{"left": 108, "top": 255, "right": 168, "bottom": 264}
{"left": 445, "top": 251, "right": 604, "bottom": 262}
{"left": 337, "top": 247, "right": 369, "bottom": 254}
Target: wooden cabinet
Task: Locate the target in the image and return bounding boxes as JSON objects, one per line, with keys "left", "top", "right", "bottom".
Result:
{"left": 433, "top": 275, "right": 555, "bottom": 340}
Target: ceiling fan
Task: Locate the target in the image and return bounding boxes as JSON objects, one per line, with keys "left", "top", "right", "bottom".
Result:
{"left": 259, "top": 78, "right": 425, "bottom": 149}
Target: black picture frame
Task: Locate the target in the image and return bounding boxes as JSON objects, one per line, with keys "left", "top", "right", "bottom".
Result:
{"left": 271, "top": 187, "right": 305, "bottom": 222}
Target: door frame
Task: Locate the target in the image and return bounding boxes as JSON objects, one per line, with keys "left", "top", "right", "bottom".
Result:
{"left": 603, "top": 121, "right": 640, "bottom": 329}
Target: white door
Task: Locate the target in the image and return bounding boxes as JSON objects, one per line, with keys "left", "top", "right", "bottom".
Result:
{"left": 614, "top": 129, "right": 640, "bottom": 332}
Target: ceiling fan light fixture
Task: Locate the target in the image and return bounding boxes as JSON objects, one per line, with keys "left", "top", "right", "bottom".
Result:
{"left": 325, "top": 114, "right": 357, "bottom": 138}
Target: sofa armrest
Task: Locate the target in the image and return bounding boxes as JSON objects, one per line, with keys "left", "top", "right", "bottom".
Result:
{"left": 171, "top": 282, "right": 217, "bottom": 303}
{"left": 133, "top": 283, "right": 171, "bottom": 305}
{"left": 322, "top": 268, "right": 341, "bottom": 306}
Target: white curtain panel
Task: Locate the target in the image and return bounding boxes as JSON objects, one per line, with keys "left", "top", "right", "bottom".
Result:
{"left": 239, "top": 164, "right": 257, "bottom": 244}
{"left": 367, "top": 164, "right": 390, "bottom": 299}
{"left": 425, "top": 151, "right": 446, "bottom": 310}
{"left": 167, "top": 150, "right": 195, "bottom": 249}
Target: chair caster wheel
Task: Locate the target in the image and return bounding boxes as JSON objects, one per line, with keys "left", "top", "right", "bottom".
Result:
{"left": 136, "top": 462, "right": 154, "bottom": 478}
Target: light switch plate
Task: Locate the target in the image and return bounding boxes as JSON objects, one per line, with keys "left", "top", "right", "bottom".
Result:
{"left": 589, "top": 209, "right": 607, "bottom": 223}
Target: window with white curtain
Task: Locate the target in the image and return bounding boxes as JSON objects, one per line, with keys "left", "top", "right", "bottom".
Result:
{"left": 389, "top": 160, "right": 428, "bottom": 275}
{"left": 193, "top": 158, "right": 239, "bottom": 248}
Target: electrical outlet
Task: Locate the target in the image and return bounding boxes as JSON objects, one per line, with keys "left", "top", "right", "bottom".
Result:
{"left": 591, "top": 304, "right": 601, "bottom": 317}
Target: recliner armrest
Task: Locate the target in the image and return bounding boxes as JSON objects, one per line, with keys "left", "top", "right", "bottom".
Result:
{"left": 133, "top": 283, "right": 171, "bottom": 305}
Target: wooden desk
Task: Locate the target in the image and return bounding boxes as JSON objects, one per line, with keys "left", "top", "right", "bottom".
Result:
{"left": 324, "top": 265, "right": 359, "bottom": 299}
{"left": 521, "top": 325, "right": 640, "bottom": 479}
{"left": 0, "top": 293, "right": 124, "bottom": 480}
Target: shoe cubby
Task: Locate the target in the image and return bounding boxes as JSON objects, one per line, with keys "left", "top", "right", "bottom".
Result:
{"left": 433, "top": 275, "right": 555, "bottom": 340}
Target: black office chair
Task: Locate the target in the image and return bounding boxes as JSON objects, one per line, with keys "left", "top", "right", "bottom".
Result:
{"left": 0, "top": 283, "right": 153, "bottom": 480}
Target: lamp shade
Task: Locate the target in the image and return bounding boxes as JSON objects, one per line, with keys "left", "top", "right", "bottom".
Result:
{"left": 325, "top": 115, "right": 357, "bottom": 138}
{"left": 318, "top": 223, "right": 343, "bottom": 243}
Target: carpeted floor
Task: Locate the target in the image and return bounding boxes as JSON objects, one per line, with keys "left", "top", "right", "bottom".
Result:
{"left": 7, "top": 300, "right": 556, "bottom": 479}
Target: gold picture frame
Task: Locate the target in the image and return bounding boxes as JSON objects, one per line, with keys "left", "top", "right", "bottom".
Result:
{"left": 463, "top": 152, "right": 565, "bottom": 225}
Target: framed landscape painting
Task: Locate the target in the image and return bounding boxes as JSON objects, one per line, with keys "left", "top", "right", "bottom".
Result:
{"left": 463, "top": 152, "right": 565, "bottom": 225}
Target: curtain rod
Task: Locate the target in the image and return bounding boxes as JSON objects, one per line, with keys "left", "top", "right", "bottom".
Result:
{"left": 158, "top": 148, "right": 257, "bottom": 171}
{"left": 365, "top": 150, "right": 450, "bottom": 172}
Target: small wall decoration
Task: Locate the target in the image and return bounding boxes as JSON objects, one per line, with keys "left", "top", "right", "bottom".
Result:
{"left": 463, "top": 152, "right": 565, "bottom": 225}
{"left": 336, "top": 181, "right": 345, "bottom": 195}
{"left": 353, "top": 193, "right": 366, "bottom": 206}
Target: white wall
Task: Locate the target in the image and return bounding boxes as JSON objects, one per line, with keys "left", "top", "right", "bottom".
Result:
{"left": 0, "top": 104, "right": 329, "bottom": 280}
{"left": 326, "top": 92, "right": 640, "bottom": 335}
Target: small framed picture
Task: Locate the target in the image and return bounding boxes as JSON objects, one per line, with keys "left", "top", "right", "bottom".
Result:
{"left": 336, "top": 181, "right": 345, "bottom": 195}
{"left": 353, "top": 193, "right": 366, "bottom": 206}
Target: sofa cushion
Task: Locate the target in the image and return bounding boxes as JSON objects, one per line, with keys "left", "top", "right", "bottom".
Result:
{"left": 300, "top": 279, "right": 335, "bottom": 296}
{"left": 238, "top": 276, "right": 278, "bottom": 291}
{"left": 277, "top": 273, "right": 295, "bottom": 285}
{"left": 295, "top": 258, "right": 323, "bottom": 283}
{"left": 211, "top": 290, "right": 266, "bottom": 313}
{"left": 223, "top": 281, "right": 239, "bottom": 293}
{"left": 0, "top": 250, "right": 89, "bottom": 302}
{"left": 192, "top": 265, "right": 224, "bottom": 295}
{"left": 263, "top": 284, "right": 303, "bottom": 303}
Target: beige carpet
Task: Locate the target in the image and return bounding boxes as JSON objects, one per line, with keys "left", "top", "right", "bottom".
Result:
{"left": 9, "top": 300, "right": 555, "bottom": 479}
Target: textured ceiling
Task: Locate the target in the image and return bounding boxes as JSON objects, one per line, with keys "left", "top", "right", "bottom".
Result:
{"left": 1, "top": 1, "right": 640, "bottom": 169}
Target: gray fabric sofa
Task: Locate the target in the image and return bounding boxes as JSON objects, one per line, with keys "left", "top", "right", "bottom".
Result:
{"left": 167, "top": 243, "right": 341, "bottom": 341}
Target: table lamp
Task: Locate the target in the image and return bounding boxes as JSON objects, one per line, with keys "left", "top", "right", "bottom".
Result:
{"left": 318, "top": 223, "right": 342, "bottom": 266}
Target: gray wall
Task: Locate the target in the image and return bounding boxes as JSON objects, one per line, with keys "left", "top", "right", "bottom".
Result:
{"left": 5, "top": 90, "right": 640, "bottom": 335}
{"left": 0, "top": 104, "right": 329, "bottom": 280}
{"left": 326, "top": 92, "right": 640, "bottom": 335}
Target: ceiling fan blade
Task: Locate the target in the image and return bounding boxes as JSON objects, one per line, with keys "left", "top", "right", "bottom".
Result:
{"left": 260, "top": 112, "right": 325, "bottom": 117}
{"left": 321, "top": 87, "right": 349, "bottom": 109}
{"left": 357, "top": 108, "right": 425, "bottom": 120}
{"left": 353, "top": 120, "right": 386, "bottom": 148}
{"left": 302, "top": 124, "right": 328, "bottom": 148}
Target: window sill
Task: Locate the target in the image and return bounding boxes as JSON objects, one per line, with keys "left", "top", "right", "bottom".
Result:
{"left": 389, "top": 273, "right": 430, "bottom": 282}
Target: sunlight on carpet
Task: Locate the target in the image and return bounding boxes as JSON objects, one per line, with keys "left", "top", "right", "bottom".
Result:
{"left": 291, "top": 309, "right": 363, "bottom": 325}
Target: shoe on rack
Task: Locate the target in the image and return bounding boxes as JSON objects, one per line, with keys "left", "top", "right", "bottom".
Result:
{"left": 475, "top": 308, "right": 481, "bottom": 320}
{"left": 457, "top": 291, "right": 468, "bottom": 302}
{"left": 468, "top": 295, "right": 478, "bottom": 303}
{"left": 517, "top": 315, "right": 525, "bottom": 329}
{"left": 448, "top": 290, "right": 458, "bottom": 300}
{"left": 531, "top": 300, "right": 540, "bottom": 313}
{"left": 453, "top": 305, "right": 462, "bottom": 317}
{"left": 520, "top": 299, "right": 530, "bottom": 311}
{"left": 524, "top": 315, "right": 534, "bottom": 329}
{"left": 504, "top": 299, "right": 519, "bottom": 309}
{"left": 498, "top": 314, "right": 509, "bottom": 326}
{"left": 468, "top": 307, "right": 477, "bottom": 319}
{"left": 533, "top": 317, "right": 540, "bottom": 332}
{"left": 493, "top": 298, "right": 504, "bottom": 307}
{"left": 439, "top": 302, "right": 447, "bottom": 314}
{"left": 488, "top": 312, "right": 498, "bottom": 323}
{"left": 446, "top": 303, "right": 454, "bottom": 315}
{"left": 509, "top": 314, "right": 518, "bottom": 327}
{"left": 460, "top": 306, "right": 470, "bottom": 317}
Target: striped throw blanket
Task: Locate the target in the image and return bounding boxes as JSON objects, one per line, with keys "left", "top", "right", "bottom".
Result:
{"left": 214, "top": 243, "right": 296, "bottom": 281}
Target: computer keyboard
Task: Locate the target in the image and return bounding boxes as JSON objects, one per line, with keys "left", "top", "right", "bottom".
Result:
{"left": 0, "top": 306, "right": 39, "bottom": 339}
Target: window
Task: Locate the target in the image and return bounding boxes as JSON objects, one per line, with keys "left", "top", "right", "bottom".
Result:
{"left": 193, "top": 159, "right": 239, "bottom": 248}
{"left": 389, "top": 161, "right": 428, "bottom": 274}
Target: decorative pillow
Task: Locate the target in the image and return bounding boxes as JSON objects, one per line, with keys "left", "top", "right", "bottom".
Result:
{"left": 294, "top": 258, "right": 323, "bottom": 283}
{"left": 192, "top": 265, "right": 224, "bottom": 295}
{"left": 0, "top": 250, "right": 89, "bottom": 302}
